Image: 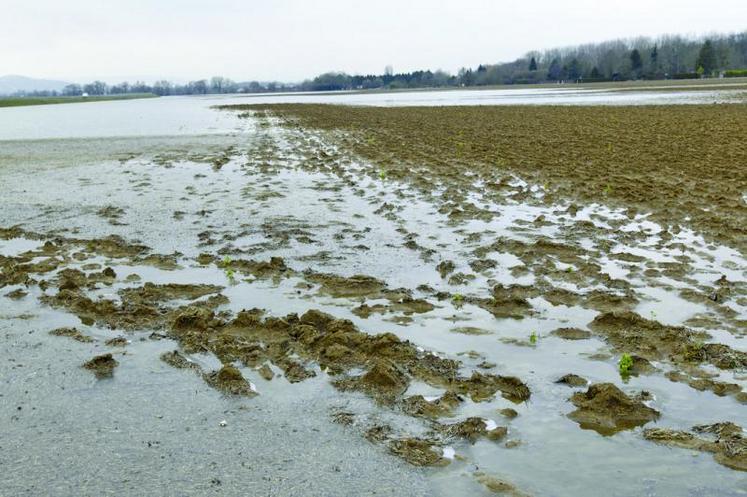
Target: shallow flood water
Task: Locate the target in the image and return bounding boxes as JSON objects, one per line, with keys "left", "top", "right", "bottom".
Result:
{"left": 1, "top": 92, "right": 746, "bottom": 496}
{"left": 231, "top": 85, "right": 747, "bottom": 107}
{"left": 1, "top": 84, "right": 747, "bottom": 141}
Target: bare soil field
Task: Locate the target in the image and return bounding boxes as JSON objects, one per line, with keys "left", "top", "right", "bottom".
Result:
{"left": 227, "top": 104, "right": 747, "bottom": 251}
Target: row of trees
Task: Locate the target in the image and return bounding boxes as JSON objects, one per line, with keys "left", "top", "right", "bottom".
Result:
{"left": 12, "top": 31, "right": 747, "bottom": 98}
{"left": 507, "top": 33, "right": 747, "bottom": 84}
{"left": 14, "top": 76, "right": 294, "bottom": 98}
{"left": 298, "top": 70, "right": 459, "bottom": 91}
{"left": 60, "top": 76, "right": 294, "bottom": 97}
{"left": 299, "top": 32, "right": 747, "bottom": 90}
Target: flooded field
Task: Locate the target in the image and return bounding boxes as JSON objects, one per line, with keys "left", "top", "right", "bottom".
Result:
{"left": 1, "top": 90, "right": 746, "bottom": 496}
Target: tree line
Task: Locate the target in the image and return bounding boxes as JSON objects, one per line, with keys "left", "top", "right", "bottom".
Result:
{"left": 14, "top": 76, "right": 295, "bottom": 98}
{"left": 299, "top": 31, "right": 747, "bottom": 91}
{"left": 11, "top": 31, "right": 747, "bottom": 98}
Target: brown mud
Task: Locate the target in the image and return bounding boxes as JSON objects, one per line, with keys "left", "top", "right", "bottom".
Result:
{"left": 556, "top": 374, "right": 589, "bottom": 388}
{"left": 4, "top": 225, "right": 533, "bottom": 469}
{"left": 474, "top": 472, "right": 532, "bottom": 496}
{"left": 82, "top": 353, "right": 119, "bottom": 378}
{"left": 5, "top": 100, "right": 747, "bottom": 495}
{"left": 550, "top": 328, "right": 591, "bottom": 341}
{"left": 388, "top": 438, "right": 449, "bottom": 467}
{"left": 590, "top": 311, "right": 747, "bottom": 400}
{"left": 435, "top": 417, "right": 508, "bottom": 443}
{"left": 644, "top": 422, "right": 747, "bottom": 472}
{"left": 204, "top": 366, "right": 257, "bottom": 396}
{"left": 401, "top": 392, "right": 462, "bottom": 419}
{"left": 222, "top": 104, "right": 747, "bottom": 252}
{"left": 568, "top": 383, "right": 660, "bottom": 435}
{"left": 49, "top": 327, "right": 94, "bottom": 343}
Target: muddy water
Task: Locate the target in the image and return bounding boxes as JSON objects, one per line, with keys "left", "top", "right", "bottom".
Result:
{"left": 1, "top": 96, "right": 746, "bottom": 496}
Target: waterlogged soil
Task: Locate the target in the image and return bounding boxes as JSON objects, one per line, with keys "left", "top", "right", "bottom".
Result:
{"left": 2, "top": 99, "right": 747, "bottom": 497}
{"left": 224, "top": 104, "right": 747, "bottom": 252}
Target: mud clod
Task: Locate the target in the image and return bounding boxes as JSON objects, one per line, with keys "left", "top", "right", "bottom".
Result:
{"left": 644, "top": 422, "right": 747, "bottom": 472}
{"left": 568, "top": 383, "right": 660, "bottom": 435}
{"left": 306, "top": 272, "right": 386, "bottom": 298}
{"left": 105, "top": 336, "right": 128, "bottom": 347}
{"left": 170, "top": 306, "right": 221, "bottom": 334}
{"left": 120, "top": 283, "right": 223, "bottom": 303}
{"left": 456, "top": 372, "right": 531, "bottom": 402}
{"left": 257, "top": 364, "right": 274, "bottom": 381}
{"left": 337, "top": 360, "right": 410, "bottom": 401}
{"left": 436, "top": 260, "right": 456, "bottom": 278}
{"left": 474, "top": 472, "right": 531, "bottom": 496}
{"left": 389, "top": 438, "right": 447, "bottom": 467}
{"left": 49, "top": 327, "right": 94, "bottom": 343}
{"left": 475, "top": 284, "right": 534, "bottom": 319}
{"left": 556, "top": 374, "right": 588, "bottom": 387}
{"left": 204, "top": 366, "right": 256, "bottom": 396}
{"left": 401, "top": 391, "right": 462, "bottom": 418}
{"left": 83, "top": 353, "right": 118, "bottom": 378}
{"left": 550, "top": 327, "right": 591, "bottom": 340}
{"left": 499, "top": 408, "right": 519, "bottom": 419}
{"left": 437, "top": 417, "right": 507, "bottom": 443}
{"left": 233, "top": 257, "right": 289, "bottom": 279}
{"left": 161, "top": 350, "right": 201, "bottom": 371}
{"left": 5, "top": 288, "right": 28, "bottom": 300}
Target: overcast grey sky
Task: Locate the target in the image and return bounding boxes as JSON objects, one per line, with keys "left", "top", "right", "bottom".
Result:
{"left": 2, "top": 0, "right": 746, "bottom": 83}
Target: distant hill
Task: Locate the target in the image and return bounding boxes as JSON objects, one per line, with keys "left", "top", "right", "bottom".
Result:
{"left": 0, "top": 75, "right": 70, "bottom": 95}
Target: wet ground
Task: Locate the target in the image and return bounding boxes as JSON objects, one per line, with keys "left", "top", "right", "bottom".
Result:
{"left": 1, "top": 92, "right": 746, "bottom": 496}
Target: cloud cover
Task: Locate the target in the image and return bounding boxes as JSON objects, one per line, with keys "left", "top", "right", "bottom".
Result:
{"left": 2, "top": 0, "right": 746, "bottom": 82}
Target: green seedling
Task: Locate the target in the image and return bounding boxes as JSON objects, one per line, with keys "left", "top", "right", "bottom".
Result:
{"left": 221, "top": 255, "right": 235, "bottom": 281}
{"left": 529, "top": 331, "right": 538, "bottom": 345}
{"left": 378, "top": 169, "right": 387, "bottom": 180}
{"left": 452, "top": 293, "right": 464, "bottom": 305}
{"left": 603, "top": 183, "right": 613, "bottom": 195}
{"left": 618, "top": 353, "right": 634, "bottom": 376}
{"left": 565, "top": 266, "right": 574, "bottom": 273}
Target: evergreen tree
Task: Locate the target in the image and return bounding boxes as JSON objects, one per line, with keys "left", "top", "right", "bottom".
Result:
{"left": 648, "top": 44, "right": 659, "bottom": 78}
{"left": 630, "top": 49, "right": 643, "bottom": 76}
{"left": 697, "top": 40, "right": 718, "bottom": 76}
{"left": 568, "top": 58, "right": 581, "bottom": 80}
{"left": 590, "top": 66, "right": 601, "bottom": 79}
{"left": 529, "top": 57, "right": 538, "bottom": 71}
{"left": 547, "top": 58, "right": 562, "bottom": 80}
{"left": 560, "top": 64, "right": 569, "bottom": 81}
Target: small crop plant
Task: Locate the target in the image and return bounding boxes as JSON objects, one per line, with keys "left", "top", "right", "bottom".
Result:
{"left": 221, "top": 255, "right": 235, "bottom": 281}
{"left": 618, "top": 353, "right": 634, "bottom": 376}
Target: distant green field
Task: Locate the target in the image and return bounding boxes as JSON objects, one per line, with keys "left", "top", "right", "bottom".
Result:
{"left": 0, "top": 93, "right": 158, "bottom": 108}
